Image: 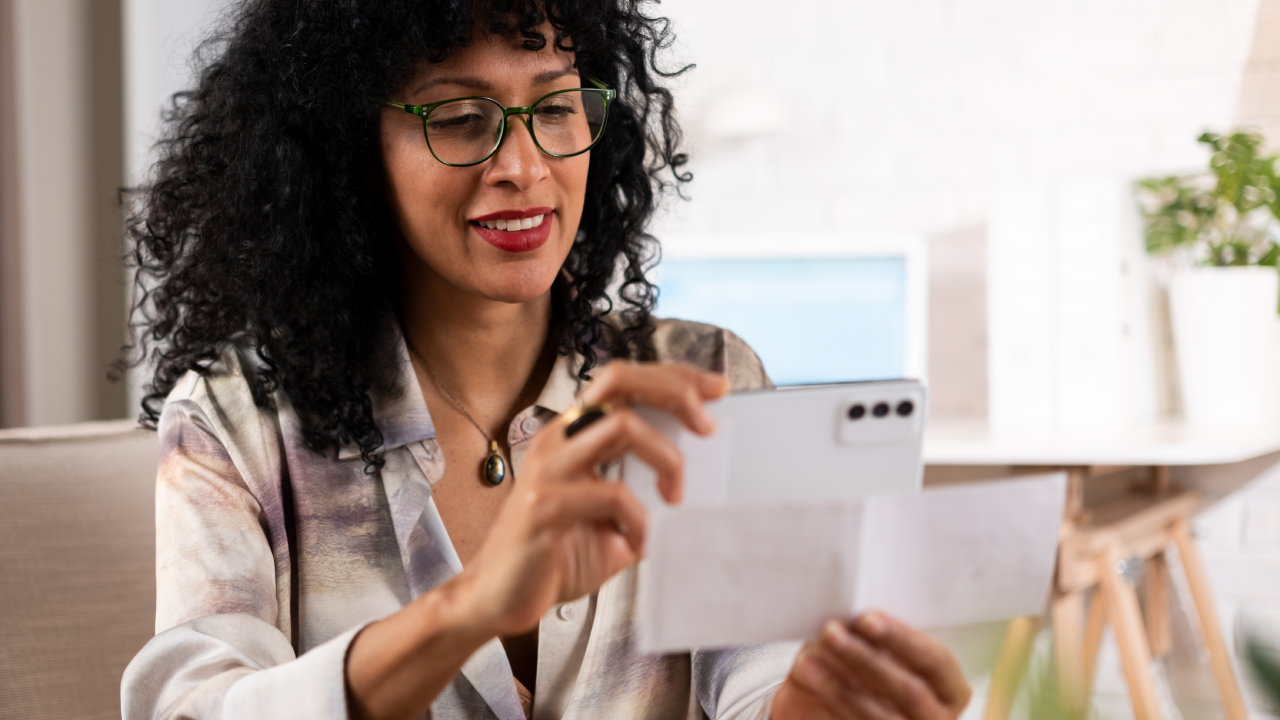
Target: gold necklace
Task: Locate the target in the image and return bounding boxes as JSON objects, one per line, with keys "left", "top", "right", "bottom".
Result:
{"left": 405, "top": 340, "right": 509, "bottom": 487}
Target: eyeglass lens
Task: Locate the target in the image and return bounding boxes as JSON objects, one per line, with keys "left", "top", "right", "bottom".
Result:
{"left": 424, "top": 90, "right": 606, "bottom": 165}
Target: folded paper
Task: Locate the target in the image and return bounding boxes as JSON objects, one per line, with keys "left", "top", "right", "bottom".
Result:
{"left": 639, "top": 473, "right": 1066, "bottom": 653}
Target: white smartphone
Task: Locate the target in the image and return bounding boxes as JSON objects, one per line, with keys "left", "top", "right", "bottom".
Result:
{"left": 621, "top": 379, "right": 928, "bottom": 511}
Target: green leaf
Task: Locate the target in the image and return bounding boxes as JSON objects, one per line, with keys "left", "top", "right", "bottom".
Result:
{"left": 1258, "top": 242, "right": 1280, "bottom": 267}
{"left": 1247, "top": 636, "right": 1280, "bottom": 710}
{"left": 1138, "top": 129, "right": 1280, "bottom": 263}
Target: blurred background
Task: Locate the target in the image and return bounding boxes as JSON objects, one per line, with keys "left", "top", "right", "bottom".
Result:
{"left": 5, "top": 0, "right": 1278, "bottom": 427}
{"left": 3, "top": 0, "right": 1280, "bottom": 718}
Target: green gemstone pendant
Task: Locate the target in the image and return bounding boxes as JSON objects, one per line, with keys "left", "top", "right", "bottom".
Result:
{"left": 483, "top": 440, "right": 507, "bottom": 486}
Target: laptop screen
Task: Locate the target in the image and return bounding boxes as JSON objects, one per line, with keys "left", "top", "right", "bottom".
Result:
{"left": 654, "top": 256, "right": 908, "bottom": 386}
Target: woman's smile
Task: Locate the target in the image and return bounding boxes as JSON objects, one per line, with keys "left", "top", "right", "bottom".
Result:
{"left": 469, "top": 206, "right": 554, "bottom": 253}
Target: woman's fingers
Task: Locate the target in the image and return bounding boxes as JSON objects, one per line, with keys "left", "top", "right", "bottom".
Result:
{"left": 530, "top": 360, "right": 732, "bottom": 504}
{"left": 524, "top": 480, "right": 648, "bottom": 554}
{"left": 536, "top": 407, "right": 686, "bottom": 503}
{"left": 852, "top": 613, "right": 973, "bottom": 712}
{"left": 789, "top": 644, "right": 899, "bottom": 720}
{"left": 817, "top": 620, "right": 950, "bottom": 720}
{"left": 578, "top": 361, "right": 728, "bottom": 435}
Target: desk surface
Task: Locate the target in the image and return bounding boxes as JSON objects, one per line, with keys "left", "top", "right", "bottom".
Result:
{"left": 924, "top": 420, "right": 1280, "bottom": 467}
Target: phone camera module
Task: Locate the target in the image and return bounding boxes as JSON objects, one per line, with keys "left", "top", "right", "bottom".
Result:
{"left": 896, "top": 400, "right": 915, "bottom": 417}
{"left": 847, "top": 403, "right": 866, "bottom": 420}
{"left": 872, "top": 402, "right": 890, "bottom": 418}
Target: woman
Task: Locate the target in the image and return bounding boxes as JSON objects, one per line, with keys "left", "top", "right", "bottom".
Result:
{"left": 121, "top": 2, "right": 972, "bottom": 719}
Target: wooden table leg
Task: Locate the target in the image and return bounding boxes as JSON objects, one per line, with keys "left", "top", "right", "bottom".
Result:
{"left": 983, "top": 615, "right": 1040, "bottom": 720}
{"left": 1053, "top": 591, "right": 1086, "bottom": 716}
{"left": 1172, "top": 520, "right": 1248, "bottom": 720}
{"left": 1065, "top": 467, "right": 1088, "bottom": 524}
{"left": 1083, "top": 591, "right": 1107, "bottom": 701}
{"left": 1152, "top": 465, "right": 1171, "bottom": 495}
{"left": 1145, "top": 551, "right": 1171, "bottom": 658}
{"left": 1096, "top": 547, "right": 1161, "bottom": 720}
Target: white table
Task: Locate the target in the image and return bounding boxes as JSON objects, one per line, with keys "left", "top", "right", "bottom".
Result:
{"left": 925, "top": 420, "right": 1280, "bottom": 468}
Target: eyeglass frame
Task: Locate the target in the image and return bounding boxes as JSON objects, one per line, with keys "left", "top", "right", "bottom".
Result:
{"left": 381, "top": 76, "right": 616, "bottom": 167}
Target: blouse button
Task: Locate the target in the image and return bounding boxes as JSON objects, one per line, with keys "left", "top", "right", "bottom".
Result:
{"left": 556, "top": 603, "right": 576, "bottom": 621}
{"left": 521, "top": 417, "right": 541, "bottom": 435}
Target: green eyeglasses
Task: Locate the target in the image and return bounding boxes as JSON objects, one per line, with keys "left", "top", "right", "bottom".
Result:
{"left": 382, "top": 77, "right": 615, "bottom": 167}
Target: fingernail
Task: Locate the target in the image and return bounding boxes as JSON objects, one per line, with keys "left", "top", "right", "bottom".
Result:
{"left": 702, "top": 372, "right": 729, "bottom": 396}
{"left": 823, "top": 619, "right": 854, "bottom": 649}
{"left": 856, "top": 612, "right": 885, "bottom": 639}
{"left": 799, "top": 653, "right": 830, "bottom": 687}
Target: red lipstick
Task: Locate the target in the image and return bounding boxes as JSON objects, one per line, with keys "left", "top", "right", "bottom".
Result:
{"left": 470, "top": 206, "right": 554, "bottom": 253}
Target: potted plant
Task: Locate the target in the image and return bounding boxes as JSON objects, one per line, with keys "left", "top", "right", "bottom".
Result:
{"left": 1135, "top": 131, "right": 1280, "bottom": 427}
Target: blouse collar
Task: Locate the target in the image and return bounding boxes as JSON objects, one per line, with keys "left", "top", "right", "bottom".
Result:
{"left": 337, "top": 325, "right": 585, "bottom": 461}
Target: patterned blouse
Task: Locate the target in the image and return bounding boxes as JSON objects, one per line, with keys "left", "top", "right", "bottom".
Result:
{"left": 121, "top": 318, "right": 800, "bottom": 720}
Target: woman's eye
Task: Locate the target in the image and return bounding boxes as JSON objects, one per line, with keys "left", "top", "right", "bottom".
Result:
{"left": 429, "top": 114, "right": 486, "bottom": 131}
{"left": 535, "top": 102, "right": 578, "bottom": 120}
{"left": 537, "top": 108, "right": 575, "bottom": 124}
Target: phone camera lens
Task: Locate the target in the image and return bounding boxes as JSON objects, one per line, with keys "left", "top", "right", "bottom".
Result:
{"left": 872, "top": 402, "right": 890, "bottom": 418}
{"left": 896, "top": 400, "right": 915, "bottom": 417}
{"left": 847, "top": 404, "right": 866, "bottom": 420}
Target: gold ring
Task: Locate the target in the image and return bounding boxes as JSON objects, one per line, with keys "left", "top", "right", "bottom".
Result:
{"left": 562, "top": 402, "right": 614, "bottom": 438}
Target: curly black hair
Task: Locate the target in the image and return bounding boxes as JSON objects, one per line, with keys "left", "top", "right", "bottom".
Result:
{"left": 123, "top": 0, "right": 691, "bottom": 469}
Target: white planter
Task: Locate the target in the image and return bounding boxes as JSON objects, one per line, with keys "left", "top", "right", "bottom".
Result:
{"left": 1168, "top": 266, "right": 1280, "bottom": 427}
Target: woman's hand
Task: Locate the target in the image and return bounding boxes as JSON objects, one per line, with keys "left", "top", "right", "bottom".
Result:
{"left": 348, "top": 361, "right": 728, "bottom": 720}
{"left": 458, "top": 360, "right": 730, "bottom": 637}
{"left": 772, "top": 612, "right": 972, "bottom": 720}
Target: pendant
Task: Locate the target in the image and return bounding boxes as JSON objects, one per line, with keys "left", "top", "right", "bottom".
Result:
{"left": 483, "top": 439, "right": 507, "bottom": 486}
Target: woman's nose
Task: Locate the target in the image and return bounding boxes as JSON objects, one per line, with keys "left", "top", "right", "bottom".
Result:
{"left": 483, "top": 117, "right": 549, "bottom": 190}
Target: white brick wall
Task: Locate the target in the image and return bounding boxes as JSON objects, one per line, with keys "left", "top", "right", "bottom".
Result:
{"left": 1244, "top": 501, "right": 1280, "bottom": 545}
{"left": 653, "top": 0, "right": 1261, "bottom": 245}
